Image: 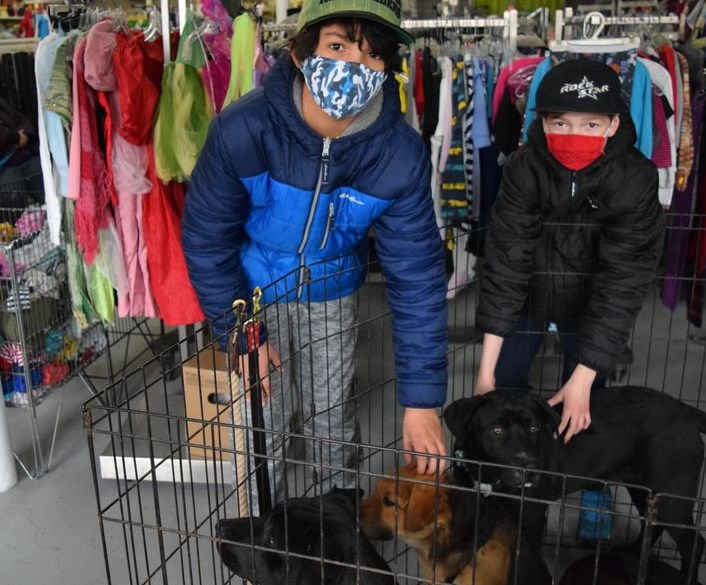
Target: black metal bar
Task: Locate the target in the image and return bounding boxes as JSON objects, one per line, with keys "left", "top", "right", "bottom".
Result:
{"left": 246, "top": 320, "right": 272, "bottom": 514}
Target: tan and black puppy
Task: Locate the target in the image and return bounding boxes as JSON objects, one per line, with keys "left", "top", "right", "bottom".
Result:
{"left": 360, "top": 466, "right": 550, "bottom": 585}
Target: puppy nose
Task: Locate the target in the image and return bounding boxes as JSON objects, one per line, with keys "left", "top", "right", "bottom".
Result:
{"left": 513, "top": 451, "right": 539, "bottom": 469}
{"left": 215, "top": 521, "right": 228, "bottom": 539}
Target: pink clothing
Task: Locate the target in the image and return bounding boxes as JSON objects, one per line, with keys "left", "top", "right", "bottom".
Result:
{"left": 67, "top": 59, "right": 81, "bottom": 201}
{"left": 84, "top": 21, "right": 118, "bottom": 91}
{"left": 106, "top": 88, "right": 159, "bottom": 319}
{"left": 492, "top": 56, "right": 543, "bottom": 123}
{"left": 651, "top": 89, "right": 672, "bottom": 169}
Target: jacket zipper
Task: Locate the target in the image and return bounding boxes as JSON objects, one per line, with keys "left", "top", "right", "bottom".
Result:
{"left": 297, "top": 137, "right": 331, "bottom": 299}
{"left": 320, "top": 201, "right": 335, "bottom": 250}
{"left": 570, "top": 172, "right": 577, "bottom": 198}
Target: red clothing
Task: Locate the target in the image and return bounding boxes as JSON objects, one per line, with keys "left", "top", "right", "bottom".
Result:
{"left": 73, "top": 38, "right": 110, "bottom": 264}
{"left": 112, "top": 32, "right": 173, "bottom": 146}
{"left": 143, "top": 144, "right": 205, "bottom": 325}
{"left": 414, "top": 50, "right": 425, "bottom": 129}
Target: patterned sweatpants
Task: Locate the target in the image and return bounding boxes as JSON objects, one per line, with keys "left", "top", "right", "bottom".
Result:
{"left": 234, "top": 295, "right": 359, "bottom": 515}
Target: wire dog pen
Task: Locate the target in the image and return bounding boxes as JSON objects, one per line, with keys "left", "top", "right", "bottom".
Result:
{"left": 84, "top": 219, "right": 706, "bottom": 585}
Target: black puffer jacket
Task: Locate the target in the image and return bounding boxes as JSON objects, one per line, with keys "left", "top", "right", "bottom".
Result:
{"left": 477, "top": 114, "right": 664, "bottom": 374}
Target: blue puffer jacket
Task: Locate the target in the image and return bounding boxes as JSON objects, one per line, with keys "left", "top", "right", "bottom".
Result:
{"left": 182, "top": 55, "right": 448, "bottom": 408}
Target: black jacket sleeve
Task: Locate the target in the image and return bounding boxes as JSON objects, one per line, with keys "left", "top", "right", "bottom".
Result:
{"left": 576, "top": 160, "right": 664, "bottom": 373}
{"left": 476, "top": 153, "right": 542, "bottom": 336}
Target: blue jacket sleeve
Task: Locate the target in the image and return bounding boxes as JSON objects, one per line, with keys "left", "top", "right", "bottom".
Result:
{"left": 181, "top": 116, "right": 251, "bottom": 347}
{"left": 373, "top": 151, "right": 448, "bottom": 409}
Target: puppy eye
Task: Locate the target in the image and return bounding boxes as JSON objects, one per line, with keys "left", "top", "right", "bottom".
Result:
{"left": 492, "top": 426, "right": 505, "bottom": 436}
{"left": 382, "top": 496, "right": 395, "bottom": 507}
{"left": 529, "top": 424, "right": 539, "bottom": 434}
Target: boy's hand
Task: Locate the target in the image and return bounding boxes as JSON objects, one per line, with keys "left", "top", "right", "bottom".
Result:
{"left": 17, "top": 129, "right": 28, "bottom": 148}
{"left": 402, "top": 407, "right": 446, "bottom": 476}
{"left": 547, "top": 364, "right": 596, "bottom": 443}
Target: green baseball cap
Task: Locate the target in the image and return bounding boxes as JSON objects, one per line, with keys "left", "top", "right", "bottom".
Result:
{"left": 297, "top": 0, "right": 413, "bottom": 45}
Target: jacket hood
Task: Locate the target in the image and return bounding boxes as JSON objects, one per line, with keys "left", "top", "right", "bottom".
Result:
{"left": 261, "top": 54, "right": 402, "bottom": 155}
{"left": 526, "top": 113, "right": 638, "bottom": 173}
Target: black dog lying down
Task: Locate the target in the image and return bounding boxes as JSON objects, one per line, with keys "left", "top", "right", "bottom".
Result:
{"left": 443, "top": 386, "right": 706, "bottom": 578}
{"left": 558, "top": 551, "right": 704, "bottom": 585}
{"left": 216, "top": 488, "right": 395, "bottom": 585}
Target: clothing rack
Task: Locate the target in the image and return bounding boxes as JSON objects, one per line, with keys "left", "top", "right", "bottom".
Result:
{"left": 262, "top": 9, "right": 519, "bottom": 54}
{"left": 0, "top": 38, "right": 39, "bottom": 54}
{"left": 554, "top": 8, "right": 681, "bottom": 41}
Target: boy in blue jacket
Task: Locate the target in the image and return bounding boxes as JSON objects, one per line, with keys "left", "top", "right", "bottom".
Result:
{"left": 182, "top": 0, "right": 448, "bottom": 505}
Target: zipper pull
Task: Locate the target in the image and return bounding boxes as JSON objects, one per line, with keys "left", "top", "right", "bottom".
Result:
{"left": 321, "top": 137, "right": 331, "bottom": 186}
{"left": 570, "top": 172, "right": 577, "bottom": 198}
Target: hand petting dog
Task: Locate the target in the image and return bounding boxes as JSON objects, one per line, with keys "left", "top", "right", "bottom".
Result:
{"left": 546, "top": 364, "right": 596, "bottom": 443}
{"left": 402, "top": 408, "right": 447, "bottom": 476}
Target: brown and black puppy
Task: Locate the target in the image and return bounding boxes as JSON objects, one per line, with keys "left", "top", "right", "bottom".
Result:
{"left": 359, "top": 465, "right": 550, "bottom": 585}
{"left": 443, "top": 386, "right": 706, "bottom": 579}
{"left": 216, "top": 487, "right": 396, "bottom": 585}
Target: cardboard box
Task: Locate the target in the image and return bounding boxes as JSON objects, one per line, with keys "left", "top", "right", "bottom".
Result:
{"left": 182, "top": 349, "right": 235, "bottom": 460}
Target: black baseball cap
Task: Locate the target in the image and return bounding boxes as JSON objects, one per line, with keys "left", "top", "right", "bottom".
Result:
{"left": 535, "top": 59, "right": 627, "bottom": 115}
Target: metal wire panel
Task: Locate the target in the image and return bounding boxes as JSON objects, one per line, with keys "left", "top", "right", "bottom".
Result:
{"left": 84, "top": 219, "right": 706, "bottom": 584}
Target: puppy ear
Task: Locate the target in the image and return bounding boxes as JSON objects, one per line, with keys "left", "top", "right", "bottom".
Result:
{"left": 535, "top": 396, "right": 560, "bottom": 433}
{"left": 404, "top": 482, "right": 447, "bottom": 535}
{"left": 443, "top": 396, "right": 486, "bottom": 436}
{"left": 330, "top": 486, "right": 364, "bottom": 499}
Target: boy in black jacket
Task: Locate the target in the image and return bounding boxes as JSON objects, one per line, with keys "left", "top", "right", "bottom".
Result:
{"left": 475, "top": 59, "right": 664, "bottom": 443}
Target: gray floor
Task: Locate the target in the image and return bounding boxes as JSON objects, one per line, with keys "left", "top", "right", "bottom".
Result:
{"left": 1, "top": 278, "right": 706, "bottom": 585}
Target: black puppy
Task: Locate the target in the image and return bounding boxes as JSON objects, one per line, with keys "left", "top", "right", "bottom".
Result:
{"left": 216, "top": 487, "right": 396, "bottom": 585}
{"left": 443, "top": 386, "right": 706, "bottom": 579}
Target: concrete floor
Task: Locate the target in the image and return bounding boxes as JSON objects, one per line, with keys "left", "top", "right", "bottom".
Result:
{"left": 1, "top": 278, "right": 705, "bottom": 585}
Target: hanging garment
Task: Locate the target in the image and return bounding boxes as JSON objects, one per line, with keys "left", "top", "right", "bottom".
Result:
{"left": 72, "top": 36, "right": 110, "bottom": 264}
{"left": 638, "top": 57, "right": 677, "bottom": 207}
{"left": 421, "top": 47, "right": 440, "bottom": 146}
{"left": 89, "top": 27, "right": 159, "bottom": 320}
{"left": 661, "top": 95, "right": 705, "bottom": 311}
{"left": 430, "top": 56, "right": 452, "bottom": 233}
{"left": 154, "top": 15, "right": 214, "bottom": 183}
{"left": 675, "top": 51, "right": 694, "bottom": 192}
{"left": 491, "top": 55, "right": 543, "bottom": 123}
{"left": 201, "top": 31, "right": 232, "bottom": 113}
{"left": 143, "top": 143, "right": 205, "bottom": 326}
{"left": 64, "top": 200, "right": 98, "bottom": 329}
{"left": 113, "top": 31, "right": 166, "bottom": 146}
{"left": 439, "top": 58, "right": 469, "bottom": 222}
{"left": 35, "top": 32, "right": 67, "bottom": 246}
{"left": 154, "top": 62, "right": 213, "bottom": 182}
{"left": 414, "top": 49, "right": 425, "bottom": 129}
{"left": 222, "top": 12, "right": 257, "bottom": 107}
{"left": 463, "top": 55, "right": 476, "bottom": 210}
{"left": 404, "top": 48, "right": 419, "bottom": 133}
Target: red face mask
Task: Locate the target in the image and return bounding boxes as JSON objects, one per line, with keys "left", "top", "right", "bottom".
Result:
{"left": 545, "top": 133, "right": 607, "bottom": 171}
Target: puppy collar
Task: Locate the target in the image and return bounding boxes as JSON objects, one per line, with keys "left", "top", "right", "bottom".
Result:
{"left": 453, "top": 450, "right": 495, "bottom": 496}
{"left": 473, "top": 480, "right": 495, "bottom": 495}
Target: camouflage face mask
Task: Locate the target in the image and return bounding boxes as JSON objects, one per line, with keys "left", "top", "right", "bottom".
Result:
{"left": 300, "top": 54, "right": 387, "bottom": 120}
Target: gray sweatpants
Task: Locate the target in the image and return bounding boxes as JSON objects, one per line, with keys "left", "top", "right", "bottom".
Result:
{"left": 235, "top": 295, "right": 359, "bottom": 515}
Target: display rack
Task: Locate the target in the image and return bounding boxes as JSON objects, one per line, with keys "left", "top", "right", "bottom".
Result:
{"left": 554, "top": 8, "right": 681, "bottom": 42}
